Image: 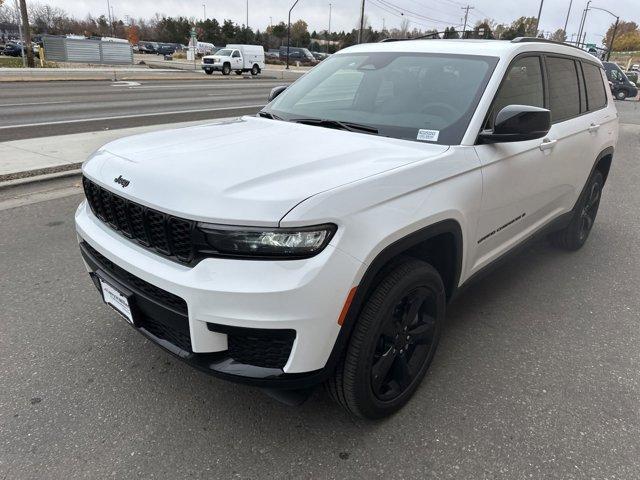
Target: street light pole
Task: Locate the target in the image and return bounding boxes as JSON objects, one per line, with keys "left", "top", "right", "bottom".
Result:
{"left": 563, "top": 0, "right": 573, "bottom": 36}
{"left": 577, "top": 0, "right": 591, "bottom": 46}
{"left": 326, "top": 3, "right": 331, "bottom": 54}
{"left": 286, "top": 0, "right": 300, "bottom": 69}
{"left": 535, "top": 0, "right": 545, "bottom": 36}
{"left": 202, "top": 3, "right": 206, "bottom": 20}
{"left": 588, "top": 6, "right": 619, "bottom": 60}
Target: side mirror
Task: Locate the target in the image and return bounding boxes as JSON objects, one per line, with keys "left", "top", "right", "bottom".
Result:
{"left": 268, "top": 85, "right": 287, "bottom": 102}
{"left": 479, "top": 105, "right": 551, "bottom": 144}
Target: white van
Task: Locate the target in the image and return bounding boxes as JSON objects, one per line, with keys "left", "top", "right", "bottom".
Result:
{"left": 195, "top": 42, "right": 215, "bottom": 56}
{"left": 201, "top": 44, "right": 265, "bottom": 76}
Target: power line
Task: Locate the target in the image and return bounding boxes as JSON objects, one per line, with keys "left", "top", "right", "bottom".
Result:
{"left": 368, "top": 0, "right": 434, "bottom": 29}
{"left": 402, "top": 0, "right": 468, "bottom": 20}
{"left": 375, "top": 0, "right": 459, "bottom": 25}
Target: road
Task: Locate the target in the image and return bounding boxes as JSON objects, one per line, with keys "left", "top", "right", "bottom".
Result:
{"left": 1, "top": 101, "right": 639, "bottom": 479}
{"left": 0, "top": 78, "right": 293, "bottom": 141}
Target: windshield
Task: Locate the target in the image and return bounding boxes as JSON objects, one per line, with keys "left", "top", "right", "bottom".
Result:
{"left": 265, "top": 52, "right": 498, "bottom": 145}
{"left": 216, "top": 49, "right": 232, "bottom": 56}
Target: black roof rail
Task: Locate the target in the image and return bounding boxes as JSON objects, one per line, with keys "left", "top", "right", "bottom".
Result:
{"left": 380, "top": 34, "right": 440, "bottom": 42}
{"left": 511, "top": 37, "right": 584, "bottom": 51}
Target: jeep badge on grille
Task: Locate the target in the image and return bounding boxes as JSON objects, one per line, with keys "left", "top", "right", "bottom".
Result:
{"left": 114, "top": 175, "right": 130, "bottom": 188}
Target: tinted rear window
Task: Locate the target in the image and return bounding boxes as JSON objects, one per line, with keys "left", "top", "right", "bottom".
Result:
{"left": 582, "top": 63, "right": 607, "bottom": 110}
{"left": 547, "top": 57, "right": 580, "bottom": 122}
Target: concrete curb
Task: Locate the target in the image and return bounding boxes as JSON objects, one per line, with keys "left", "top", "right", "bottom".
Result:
{"left": 0, "top": 162, "right": 83, "bottom": 184}
{"left": 0, "top": 168, "right": 82, "bottom": 191}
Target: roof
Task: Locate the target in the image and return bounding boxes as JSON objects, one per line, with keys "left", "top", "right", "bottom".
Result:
{"left": 338, "top": 39, "right": 602, "bottom": 65}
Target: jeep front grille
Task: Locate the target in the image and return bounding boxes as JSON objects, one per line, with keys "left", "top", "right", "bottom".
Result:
{"left": 82, "top": 177, "right": 195, "bottom": 264}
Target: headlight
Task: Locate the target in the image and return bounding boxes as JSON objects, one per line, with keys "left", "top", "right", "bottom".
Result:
{"left": 196, "top": 223, "right": 337, "bottom": 259}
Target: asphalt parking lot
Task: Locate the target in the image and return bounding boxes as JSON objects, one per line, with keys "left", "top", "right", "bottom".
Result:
{"left": 1, "top": 100, "right": 639, "bottom": 479}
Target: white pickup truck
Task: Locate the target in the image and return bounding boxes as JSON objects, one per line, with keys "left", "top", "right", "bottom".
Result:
{"left": 201, "top": 44, "right": 265, "bottom": 76}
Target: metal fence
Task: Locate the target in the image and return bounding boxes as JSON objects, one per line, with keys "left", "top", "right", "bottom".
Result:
{"left": 42, "top": 36, "right": 133, "bottom": 65}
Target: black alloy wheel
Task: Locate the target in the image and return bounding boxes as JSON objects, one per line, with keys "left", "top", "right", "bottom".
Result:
{"left": 326, "top": 258, "right": 446, "bottom": 419}
{"left": 578, "top": 177, "right": 602, "bottom": 243}
{"left": 371, "top": 287, "right": 438, "bottom": 401}
{"left": 550, "top": 170, "right": 604, "bottom": 251}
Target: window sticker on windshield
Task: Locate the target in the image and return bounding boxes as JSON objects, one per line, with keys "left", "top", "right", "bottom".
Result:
{"left": 417, "top": 129, "right": 440, "bottom": 142}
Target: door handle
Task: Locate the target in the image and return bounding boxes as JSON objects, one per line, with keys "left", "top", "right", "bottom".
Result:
{"left": 588, "top": 123, "right": 601, "bottom": 133}
{"left": 539, "top": 138, "right": 557, "bottom": 151}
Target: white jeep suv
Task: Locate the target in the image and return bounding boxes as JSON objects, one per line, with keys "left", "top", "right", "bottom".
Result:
{"left": 76, "top": 38, "right": 618, "bottom": 419}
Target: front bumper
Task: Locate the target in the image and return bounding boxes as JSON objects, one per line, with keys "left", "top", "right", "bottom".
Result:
{"left": 75, "top": 201, "right": 362, "bottom": 388}
{"left": 201, "top": 63, "right": 222, "bottom": 71}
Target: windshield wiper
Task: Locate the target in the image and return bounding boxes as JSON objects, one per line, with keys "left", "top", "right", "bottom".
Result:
{"left": 291, "top": 118, "right": 379, "bottom": 135}
{"left": 257, "top": 111, "right": 284, "bottom": 120}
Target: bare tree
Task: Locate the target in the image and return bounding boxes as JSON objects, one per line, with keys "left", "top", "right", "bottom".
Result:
{"left": 399, "top": 18, "right": 410, "bottom": 38}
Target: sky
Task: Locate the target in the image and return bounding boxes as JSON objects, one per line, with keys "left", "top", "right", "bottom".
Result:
{"left": 44, "top": 0, "right": 639, "bottom": 47}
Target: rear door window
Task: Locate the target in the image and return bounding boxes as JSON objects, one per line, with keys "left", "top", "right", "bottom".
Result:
{"left": 582, "top": 63, "right": 608, "bottom": 111}
{"left": 546, "top": 56, "right": 580, "bottom": 122}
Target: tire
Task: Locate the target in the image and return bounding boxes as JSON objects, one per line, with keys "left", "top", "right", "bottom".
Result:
{"left": 222, "top": 64, "right": 231, "bottom": 76}
{"left": 326, "top": 258, "right": 446, "bottom": 419}
{"left": 251, "top": 64, "right": 260, "bottom": 76}
{"left": 549, "top": 170, "right": 604, "bottom": 251}
{"left": 204, "top": 69, "right": 213, "bottom": 75}
{"left": 235, "top": 70, "right": 242, "bottom": 75}
{"left": 615, "top": 90, "right": 627, "bottom": 101}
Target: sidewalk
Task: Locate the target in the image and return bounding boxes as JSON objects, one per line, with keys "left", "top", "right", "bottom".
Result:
{"left": 0, "top": 65, "right": 306, "bottom": 82}
{"left": 0, "top": 119, "right": 222, "bottom": 183}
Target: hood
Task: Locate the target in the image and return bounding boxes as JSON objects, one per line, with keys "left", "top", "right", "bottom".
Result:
{"left": 83, "top": 116, "right": 449, "bottom": 226}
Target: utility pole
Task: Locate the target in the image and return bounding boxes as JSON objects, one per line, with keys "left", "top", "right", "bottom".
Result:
{"left": 535, "top": 0, "right": 544, "bottom": 36}
{"left": 563, "top": 0, "right": 573, "bottom": 36}
{"left": 111, "top": 6, "right": 116, "bottom": 36}
{"left": 461, "top": 5, "right": 474, "bottom": 38}
{"left": 382, "top": 17, "right": 385, "bottom": 32}
{"left": 286, "top": 0, "right": 300, "bottom": 69}
{"left": 357, "top": 0, "right": 366, "bottom": 44}
{"left": 18, "top": 0, "right": 34, "bottom": 67}
{"left": 13, "top": 0, "right": 25, "bottom": 67}
{"left": 202, "top": 3, "right": 206, "bottom": 20}
{"left": 246, "top": 0, "right": 249, "bottom": 28}
{"left": 106, "top": 0, "right": 112, "bottom": 36}
{"left": 326, "top": 3, "right": 331, "bottom": 54}
{"left": 577, "top": 0, "right": 591, "bottom": 46}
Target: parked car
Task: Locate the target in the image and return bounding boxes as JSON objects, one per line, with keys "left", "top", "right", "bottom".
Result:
{"left": 1, "top": 41, "right": 38, "bottom": 57}
{"left": 76, "top": 38, "right": 618, "bottom": 419}
{"left": 265, "top": 49, "right": 280, "bottom": 59}
{"left": 156, "top": 43, "right": 176, "bottom": 55}
{"left": 603, "top": 61, "right": 638, "bottom": 100}
{"left": 201, "top": 44, "right": 264, "bottom": 75}
{"left": 311, "top": 51, "right": 329, "bottom": 61}
{"left": 279, "top": 46, "right": 317, "bottom": 64}
{"left": 137, "top": 42, "right": 158, "bottom": 54}
{"left": 625, "top": 70, "right": 639, "bottom": 86}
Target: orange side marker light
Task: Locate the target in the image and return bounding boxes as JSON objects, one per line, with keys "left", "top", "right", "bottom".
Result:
{"left": 337, "top": 286, "right": 358, "bottom": 326}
